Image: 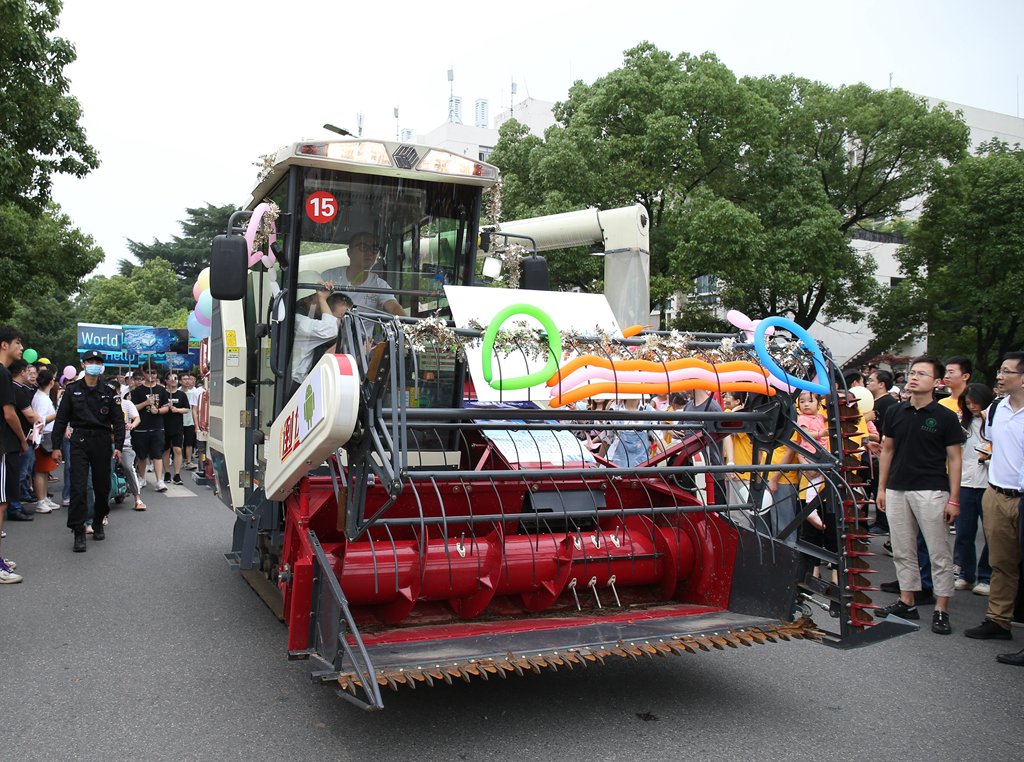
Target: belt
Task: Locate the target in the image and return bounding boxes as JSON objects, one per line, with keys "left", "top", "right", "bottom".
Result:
{"left": 990, "top": 485, "right": 1022, "bottom": 498}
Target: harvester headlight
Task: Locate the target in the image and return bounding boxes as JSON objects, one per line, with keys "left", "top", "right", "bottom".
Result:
{"left": 296, "top": 141, "right": 392, "bottom": 167}
{"left": 418, "top": 149, "right": 497, "bottom": 179}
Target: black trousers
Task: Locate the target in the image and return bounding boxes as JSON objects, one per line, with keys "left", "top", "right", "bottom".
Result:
{"left": 67, "top": 431, "right": 113, "bottom": 530}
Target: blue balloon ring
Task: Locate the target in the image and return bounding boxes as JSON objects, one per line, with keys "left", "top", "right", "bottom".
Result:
{"left": 753, "top": 317, "right": 830, "bottom": 396}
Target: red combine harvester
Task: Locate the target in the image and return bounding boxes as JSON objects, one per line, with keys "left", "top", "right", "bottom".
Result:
{"left": 205, "top": 135, "right": 914, "bottom": 709}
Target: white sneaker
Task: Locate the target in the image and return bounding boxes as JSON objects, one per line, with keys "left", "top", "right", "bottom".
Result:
{"left": 138, "top": 477, "right": 147, "bottom": 490}
{"left": 85, "top": 524, "right": 94, "bottom": 535}
{"left": 1, "top": 556, "right": 16, "bottom": 570}
{"left": 45, "top": 497, "right": 60, "bottom": 509}
{"left": 0, "top": 568, "right": 23, "bottom": 584}
{"left": 156, "top": 480, "right": 168, "bottom": 492}
{"left": 972, "top": 582, "right": 991, "bottom": 596}
{"left": 954, "top": 578, "right": 971, "bottom": 591}
{"left": 32, "top": 501, "right": 54, "bottom": 514}
{"left": 61, "top": 498, "right": 70, "bottom": 506}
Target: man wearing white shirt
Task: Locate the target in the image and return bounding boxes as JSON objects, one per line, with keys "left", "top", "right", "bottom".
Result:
{"left": 320, "top": 232, "right": 406, "bottom": 317}
{"left": 966, "top": 351, "right": 1024, "bottom": 642}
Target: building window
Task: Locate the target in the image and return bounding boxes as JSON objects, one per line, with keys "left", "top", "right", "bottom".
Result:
{"left": 694, "top": 274, "right": 719, "bottom": 305}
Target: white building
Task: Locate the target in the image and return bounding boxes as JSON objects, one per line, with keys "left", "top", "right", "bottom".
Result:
{"left": 418, "top": 97, "right": 557, "bottom": 164}
{"left": 814, "top": 96, "right": 1024, "bottom": 366}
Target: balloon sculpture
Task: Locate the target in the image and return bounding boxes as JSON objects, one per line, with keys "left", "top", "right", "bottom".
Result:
{"left": 477, "top": 305, "right": 832, "bottom": 406}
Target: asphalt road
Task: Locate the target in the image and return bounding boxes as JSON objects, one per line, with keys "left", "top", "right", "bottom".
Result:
{"left": 2, "top": 478, "right": 1021, "bottom": 762}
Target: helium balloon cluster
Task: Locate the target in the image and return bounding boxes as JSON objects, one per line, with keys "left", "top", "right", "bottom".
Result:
{"left": 188, "top": 267, "right": 212, "bottom": 340}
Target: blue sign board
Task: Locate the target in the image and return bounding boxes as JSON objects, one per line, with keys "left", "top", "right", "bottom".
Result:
{"left": 76, "top": 323, "right": 123, "bottom": 352}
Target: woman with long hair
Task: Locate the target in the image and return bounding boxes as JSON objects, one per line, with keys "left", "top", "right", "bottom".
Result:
{"left": 955, "top": 382, "right": 996, "bottom": 595}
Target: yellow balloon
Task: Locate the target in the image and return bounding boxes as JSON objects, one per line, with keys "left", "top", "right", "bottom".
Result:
{"left": 196, "top": 267, "right": 211, "bottom": 293}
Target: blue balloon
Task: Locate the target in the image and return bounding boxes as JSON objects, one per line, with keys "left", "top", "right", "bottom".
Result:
{"left": 753, "top": 316, "right": 830, "bottom": 395}
{"left": 196, "top": 289, "right": 214, "bottom": 320}
{"left": 187, "top": 311, "right": 209, "bottom": 340}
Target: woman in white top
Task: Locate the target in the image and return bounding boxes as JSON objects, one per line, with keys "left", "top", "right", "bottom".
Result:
{"left": 954, "top": 383, "right": 995, "bottom": 594}
{"left": 290, "top": 270, "right": 340, "bottom": 390}
{"left": 30, "top": 369, "right": 59, "bottom": 512}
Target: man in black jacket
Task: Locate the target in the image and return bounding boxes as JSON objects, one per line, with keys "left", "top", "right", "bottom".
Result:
{"left": 52, "top": 351, "right": 125, "bottom": 552}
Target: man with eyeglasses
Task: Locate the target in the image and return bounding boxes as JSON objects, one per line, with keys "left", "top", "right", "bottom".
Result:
{"left": 875, "top": 356, "right": 964, "bottom": 634}
{"left": 321, "top": 231, "right": 406, "bottom": 317}
{"left": 129, "top": 365, "right": 170, "bottom": 492}
{"left": 966, "top": 351, "right": 1024, "bottom": 651}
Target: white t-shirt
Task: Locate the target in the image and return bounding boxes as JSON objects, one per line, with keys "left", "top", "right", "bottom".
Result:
{"left": 291, "top": 313, "right": 338, "bottom": 383}
{"left": 961, "top": 417, "right": 988, "bottom": 489}
{"left": 183, "top": 387, "right": 200, "bottom": 426}
{"left": 31, "top": 389, "right": 56, "bottom": 434}
{"left": 320, "top": 266, "right": 398, "bottom": 312}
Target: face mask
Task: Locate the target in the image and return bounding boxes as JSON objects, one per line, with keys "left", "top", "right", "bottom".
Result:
{"left": 85, "top": 364, "right": 104, "bottom": 377}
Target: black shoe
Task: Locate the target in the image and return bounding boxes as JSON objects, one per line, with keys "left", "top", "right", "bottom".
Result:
{"left": 92, "top": 523, "right": 105, "bottom": 541}
{"left": 5, "top": 510, "right": 33, "bottom": 522}
{"left": 874, "top": 599, "right": 919, "bottom": 620}
{"left": 996, "top": 648, "right": 1024, "bottom": 666}
{"left": 73, "top": 529, "right": 87, "bottom": 553}
{"left": 931, "top": 610, "right": 951, "bottom": 635}
{"left": 965, "top": 619, "right": 1012, "bottom": 640}
{"left": 173, "top": 475, "right": 183, "bottom": 485}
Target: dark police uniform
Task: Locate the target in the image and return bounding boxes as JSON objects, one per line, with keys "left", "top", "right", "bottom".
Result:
{"left": 52, "top": 364, "right": 125, "bottom": 533}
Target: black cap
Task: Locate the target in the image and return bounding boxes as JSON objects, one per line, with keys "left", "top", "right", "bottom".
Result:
{"left": 82, "top": 350, "right": 105, "bottom": 362}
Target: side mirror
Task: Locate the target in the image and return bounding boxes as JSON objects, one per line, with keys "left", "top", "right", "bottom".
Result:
{"left": 520, "top": 255, "right": 549, "bottom": 291}
{"left": 210, "top": 235, "right": 248, "bottom": 301}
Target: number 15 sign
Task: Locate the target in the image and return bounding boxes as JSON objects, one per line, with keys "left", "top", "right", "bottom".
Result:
{"left": 305, "top": 191, "right": 338, "bottom": 223}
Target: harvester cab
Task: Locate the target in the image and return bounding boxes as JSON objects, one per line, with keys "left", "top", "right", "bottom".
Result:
{"left": 207, "top": 136, "right": 913, "bottom": 710}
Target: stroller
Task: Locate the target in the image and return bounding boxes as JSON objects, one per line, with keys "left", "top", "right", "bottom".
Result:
{"left": 111, "top": 457, "right": 129, "bottom": 505}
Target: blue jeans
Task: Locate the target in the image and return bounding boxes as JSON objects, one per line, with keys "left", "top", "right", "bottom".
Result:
{"left": 917, "top": 532, "right": 933, "bottom": 590}
{"left": 18, "top": 446, "right": 35, "bottom": 502}
{"left": 954, "top": 486, "right": 991, "bottom": 584}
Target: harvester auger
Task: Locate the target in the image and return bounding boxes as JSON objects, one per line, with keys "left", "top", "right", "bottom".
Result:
{"left": 204, "top": 136, "right": 915, "bottom": 710}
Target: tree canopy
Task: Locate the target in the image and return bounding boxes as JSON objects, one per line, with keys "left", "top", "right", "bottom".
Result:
{"left": 76, "top": 258, "right": 189, "bottom": 329}
{"left": 489, "top": 43, "right": 970, "bottom": 329}
{"left": 870, "top": 142, "right": 1024, "bottom": 382}
{"left": 0, "top": 0, "right": 98, "bottom": 212}
{"left": 123, "top": 202, "right": 235, "bottom": 300}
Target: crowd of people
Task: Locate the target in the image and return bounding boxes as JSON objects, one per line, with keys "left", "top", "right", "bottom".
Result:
{"left": 0, "top": 325, "right": 207, "bottom": 570}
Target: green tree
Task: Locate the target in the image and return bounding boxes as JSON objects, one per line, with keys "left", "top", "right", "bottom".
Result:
{"left": 0, "top": 202, "right": 103, "bottom": 318}
{"left": 0, "top": 0, "right": 104, "bottom": 327}
{"left": 124, "top": 202, "right": 234, "bottom": 291}
{"left": 490, "top": 43, "right": 970, "bottom": 329}
{"left": 77, "top": 258, "right": 189, "bottom": 328}
{"left": 10, "top": 288, "right": 79, "bottom": 366}
{"left": 0, "top": 0, "right": 98, "bottom": 212}
{"left": 870, "top": 143, "right": 1024, "bottom": 382}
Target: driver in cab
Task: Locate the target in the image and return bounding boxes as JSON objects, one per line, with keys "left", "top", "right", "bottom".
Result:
{"left": 321, "top": 232, "right": 406, "bottom": 317}
{"left": 290, "top": 271, "right": 340, "bottom": 390}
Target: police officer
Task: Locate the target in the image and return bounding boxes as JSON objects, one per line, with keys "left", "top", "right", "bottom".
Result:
{"left": 52, "top": 351, "right": 125, "bottom": 552}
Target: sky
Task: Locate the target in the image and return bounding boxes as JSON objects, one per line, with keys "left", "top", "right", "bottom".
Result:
{"left": 50, "top": 0, "right": 1024, "bottom": 276}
